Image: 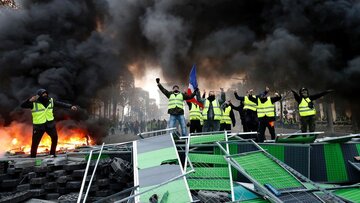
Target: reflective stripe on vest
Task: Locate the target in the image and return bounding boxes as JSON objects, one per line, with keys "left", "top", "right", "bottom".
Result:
{"left": 243, "top": 95, "right": 257, "bottom": 111}
{"left": 299, "top": 98, "right": 316, "bottom": 117}
{"left": 202, "top": 99, "right": 222, "bottom": 120}
{"left": 189, "top": 103, "right": 202, "bottom": 121}
{"left": 31, "top": 98, "right": 54, "bottom": 124}
{"left": 221, "top": 106, "right": 232, "bottom": 124}
{"left": 168, "top": 93, "right": 184, "bottom": 110}
{"left": 257, "top": 97, "right": 275, "bottom": 118}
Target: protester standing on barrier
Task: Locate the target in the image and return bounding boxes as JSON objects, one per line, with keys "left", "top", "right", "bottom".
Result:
{"left": 220, "top": 101, "right": 236, "bottom": 132}
{"left": 187, "top": 102, "right": 202, "bottom": 133}
{"left": 234, "top": 88, "right": 268, "bottom": 132}
{"left": 291, "top": 88, "right": 333, "bottom": 133}
{"left": 156, "top": 78, "right": 198, "bottom": 136}
{"left": 228, "top": 100, "right": 248, "bottom": 135}
{"left": 249, "top": 89, "right": 281, "bottom": 142}
{"left": 197, "top": 88, "right": 225, "bottom": 132}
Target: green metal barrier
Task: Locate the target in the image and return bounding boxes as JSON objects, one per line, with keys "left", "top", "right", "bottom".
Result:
{"left": 323, "top": 144, "right": 348, "bottom": 182}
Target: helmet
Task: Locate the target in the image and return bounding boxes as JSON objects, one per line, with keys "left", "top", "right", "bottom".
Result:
{"left": 36, "top": 88, "right": 48, "bottom": 96}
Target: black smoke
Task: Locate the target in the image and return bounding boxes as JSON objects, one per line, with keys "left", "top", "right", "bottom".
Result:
{"left": 105, "top": 0, "right": 360, "bottom": 127}
{"left": 1, "top": 0, "right": 360, "bottom": 130}
{"left": 0, "top": 0, "right": 129, "bottom": 142}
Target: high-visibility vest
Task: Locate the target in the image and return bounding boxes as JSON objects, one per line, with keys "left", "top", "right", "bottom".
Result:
{"left": 299, "top": 98, "right": 316, "bottom": 117}
{"left": 168, "top": 93, "right": 184, "bottom": 110}
{"left": 243, "top": 95, "right": 257, "bottom": 111}
{"left": 189, "top": 103, "right": 202, "bottom": 121}
{"left": 221, "top": 106, "right": 232, "bottom": 124}
{"left": 31, "top": 98, "right": 54, "bottom": 124}
{"left": 202, "top": 99, "right": 222, "bottom": 120}
{"left": 257, "top": 97, "right": 275, "bottom": 118}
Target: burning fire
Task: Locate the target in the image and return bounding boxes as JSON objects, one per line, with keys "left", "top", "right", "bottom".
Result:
{"left": 0, "top": 121, "right": 92, "bottom": 156}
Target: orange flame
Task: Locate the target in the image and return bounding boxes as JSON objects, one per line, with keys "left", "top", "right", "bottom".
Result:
{"left": 0, "top": 121, "right": 92, "bottom": 156}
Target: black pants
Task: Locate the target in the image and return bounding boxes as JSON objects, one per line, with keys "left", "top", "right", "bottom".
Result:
{"left": 220, "top": 123, "right": 231, "bottom": 131}
{"left": 31, "top": 121, "right": 58, "bottom": 158}
{"left": 300, "top": 116, "right": 316, "bottom": 132}
{"left": 258, "top": 118, "right": 275, "bottom": 143}
{"left": 244, "top": 110, "right": 258, "bottom": 132}
{"left": 190, "top": 120, "right": 202, "bottom": 133}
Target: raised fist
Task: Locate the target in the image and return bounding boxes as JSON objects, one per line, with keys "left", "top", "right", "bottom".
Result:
{"left": 156, "top": 78, "right": 160, "bottom": 84}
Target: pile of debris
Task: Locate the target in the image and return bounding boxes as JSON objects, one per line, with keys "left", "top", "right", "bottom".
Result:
{"left": 0, "top": 154, "right": 132, "bottom": 203}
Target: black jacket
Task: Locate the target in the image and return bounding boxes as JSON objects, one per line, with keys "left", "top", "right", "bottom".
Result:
{"left": 229, "top": 102, "right": 245, "bottom": 122}
{"left": 158, "top": 83, "right": 196, "bottom": 115}
{"left": 291, "top": 90, "right": 331, "bottom": 104}
{"left": 21, "top": 97, "right": 73, "bottom": 109}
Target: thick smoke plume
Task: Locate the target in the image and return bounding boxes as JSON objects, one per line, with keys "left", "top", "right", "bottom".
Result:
{"left": 106, "top": 0, "right": 360, "bottom": 126}
{"left": 1, "top": 0, "right": 360, "bottom": 130}
{"left": 0, "top": 0, "right": 128, "bottom": 142}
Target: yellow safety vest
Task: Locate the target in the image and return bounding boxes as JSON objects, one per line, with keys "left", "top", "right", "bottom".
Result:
{"left": 202, "top": 100, "right": 222, "bottom": 120}
{"left": 221, "top": 106, "right": 232, "bottom": 124}
{"left": 31, "top": 98, "right": 54, "bottom": 124}
{"left": 168, "top": 93, "right": 184, "bottom": 110}
{"left": 189, "top": 103, "right": 202, "bottom": 121}
{"left": 243, "top": 95, "right": 257, "bottom": 111}
{"left": 299, "top": 98, "right": 316, "bottom": 117}
{"left": 257, "top": 97, "right": 275, "bottom": 118}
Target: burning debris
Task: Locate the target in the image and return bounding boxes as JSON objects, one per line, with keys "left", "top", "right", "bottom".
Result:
{"left": 0, "top": 145, "right": 133, "bottom": 203}
{"left": 0, "top": 122, "right": 92, "bottom": 157}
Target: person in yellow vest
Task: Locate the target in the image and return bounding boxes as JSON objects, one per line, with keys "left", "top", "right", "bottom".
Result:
{"left": 220, "top": 101, "right": 236, "bottom": 131}
{"left": 196, "top": 88, "right": 225, "bottom": 132}
{"left": 187, "top": 102, "right": 202, "bottom": 133}
{"left": 249, "top": 90, "right": 281, "bottom": 142}
{"left": 21, "top": 89, "right": 78, "bottom": 158}
{"left": 156, "top": 78, "right": 197, "bottom": 136}
{"left": 234, "top": 87, "right": 269, "bottom": 132}
{"left": 291, "top": 88, "right": 333, "bottom": 132}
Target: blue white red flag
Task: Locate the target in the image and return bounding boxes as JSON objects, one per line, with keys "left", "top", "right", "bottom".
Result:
{"left": 187, "top": 64, "right": 203, "bottom": 108}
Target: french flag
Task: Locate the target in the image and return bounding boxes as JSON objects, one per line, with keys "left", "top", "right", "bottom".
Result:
{"left": 187, "top": 64, "right": 203, "bottom": 108}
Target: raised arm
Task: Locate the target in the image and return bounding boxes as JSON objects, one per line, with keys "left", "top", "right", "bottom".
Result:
{"left": 234, "top": 91, "right": 245, "bottom": 101}
{"left": 21, "top": 97, "right": 35, "bottom": 109}
{"left": 248, "top": 94, "right": 258, "bottom": 103}
{"left": 291, "top": 89, "right": 301, "bottom": 103}
{"left": 218, "top": 88, "right": 226, "bottom": 105}
{"left": 183, "top": 89, "right": 198, "bottom": 100}
{"left": 196, "top": 90, "right": 205, "bottom": 104}
{"left": 309, "top": 90, "right": 334, "bottom": 101}
{"left": 271, "top": 93, "right": 282, "bottom": 103}
{"left": 156, "top": 78, "right": 171, "bottom": 98}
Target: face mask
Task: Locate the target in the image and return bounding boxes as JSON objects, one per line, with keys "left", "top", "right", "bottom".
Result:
{"left": 208, "top": 95, "right": 215, "bottom": 100}
{"left": 174, "top": 90, "right": 179, "bottom": 93}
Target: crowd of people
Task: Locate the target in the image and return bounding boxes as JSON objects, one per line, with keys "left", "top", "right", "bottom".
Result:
{"left": 157, "top": 78, "right": 333, "bottom": 142}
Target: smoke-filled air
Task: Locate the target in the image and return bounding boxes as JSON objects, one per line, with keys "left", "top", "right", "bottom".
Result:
{"left": 1, "top": 0, "right": 360, "bottom": 138}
